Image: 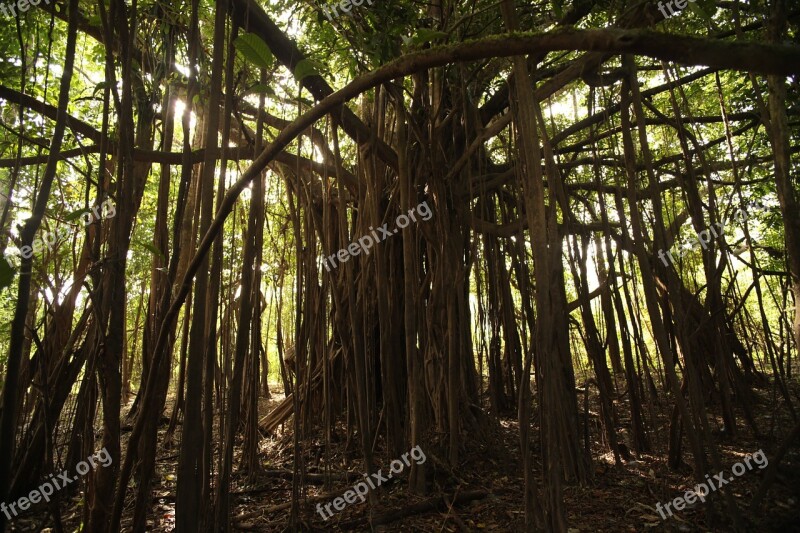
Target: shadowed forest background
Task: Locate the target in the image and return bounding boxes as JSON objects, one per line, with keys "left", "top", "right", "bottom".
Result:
{"left": 0, "top": 0, "right": 799, "bottom": 530}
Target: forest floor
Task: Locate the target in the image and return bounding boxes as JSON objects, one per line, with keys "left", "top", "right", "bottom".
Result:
{"left": 7, "top": 376, "right": 800, "bottom": 532}
{"left": 145, "top": 376, "right": 800, "bottom": 532}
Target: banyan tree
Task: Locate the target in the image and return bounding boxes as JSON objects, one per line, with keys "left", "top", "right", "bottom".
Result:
{"left": 0, "top": 0, "right": 799, "bottom": 531}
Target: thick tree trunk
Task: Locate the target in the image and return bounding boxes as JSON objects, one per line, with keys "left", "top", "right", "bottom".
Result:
{"left": 766, "top": 0, "right": 800, "bottom": 365}
{"left": 176, "top": 0, "right": 225, "bottom": 528}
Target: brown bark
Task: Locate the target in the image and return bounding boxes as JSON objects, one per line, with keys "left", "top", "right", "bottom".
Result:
{"left": 0, "top": 0, "right": 80, "bottom": 527}
{"left": 175, "top": 0, "right": 225, "bottom": 528}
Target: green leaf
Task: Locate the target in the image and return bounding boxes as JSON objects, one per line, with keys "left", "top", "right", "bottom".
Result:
{"left": 293, "top": 58, "right": 323, "bottom": 81}
{"left": 246, "top": 83, "right": 276, "bottom": 96}
{"left": 65, "top": 208, "right": 90, "bottom": 222}
{"left": 688, "top": 0, "right": 716, "bottom": 21}
{"left": 134, "top": 240, "right": 166, "bottom": 260}
{"left": 412, "top": 28, "right": 448, "bottom": 46}
{"left": 92, "top": 81, "right": 111, "bottom": 97}
{"left": 233, "top": 33, "right": 275, "bottom": 70}
{"left": 0, "top": 256, "right": 16, "bottom": 292}
{"left": 551, "top": 0, "right": 563, "bottom": 19}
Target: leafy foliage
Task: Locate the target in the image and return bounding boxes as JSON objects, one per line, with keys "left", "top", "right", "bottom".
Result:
{"left": 234, "top": 33, "right": 275, "bottom": 70}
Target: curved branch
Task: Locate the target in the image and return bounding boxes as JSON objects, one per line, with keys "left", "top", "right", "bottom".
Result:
{"left": 0, "top": 84, "right": 102, "bottom": 143}
{"left": 109, "top": 33, "right": 800, "bottom": 518}
{"left": 171, "top": 26, "right": 800, "bottom": 338}
{"left": 139, "top": 31, "right": 800, "bottom": 478}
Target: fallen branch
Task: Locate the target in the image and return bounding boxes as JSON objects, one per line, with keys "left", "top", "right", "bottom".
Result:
{"left": 259, "top": 347, "right": 342, "bottom": 433}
